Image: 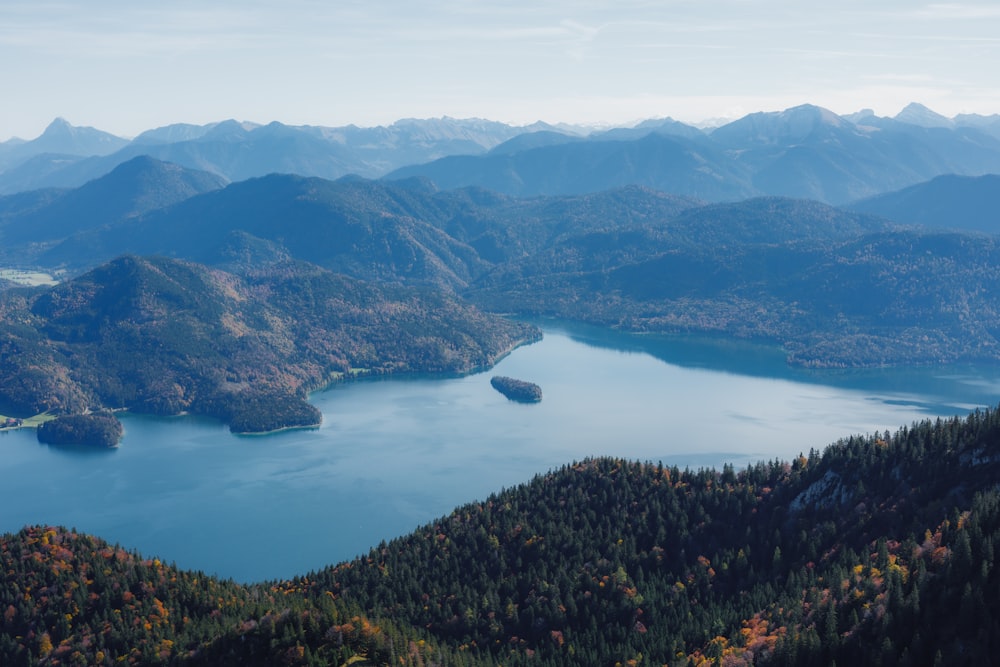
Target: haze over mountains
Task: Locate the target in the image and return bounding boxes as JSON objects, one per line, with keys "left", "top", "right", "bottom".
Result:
{"left": 3, "top": 102, "right": 1000, "bottom": 203}
{"left": 0, "top": 116, "right": 579, "bottom": 195}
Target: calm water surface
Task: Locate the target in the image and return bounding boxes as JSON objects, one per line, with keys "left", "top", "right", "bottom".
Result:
{"left": 3, "top": 322, "right": 1000, "bottom": 582}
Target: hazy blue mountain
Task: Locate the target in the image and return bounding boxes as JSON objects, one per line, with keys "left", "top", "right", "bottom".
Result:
{"left": 710, "top": 104, "right": 1000, "bottom": 203}
{"left": 0, "top": 153, "right": 89, "bottom": 195}
{"left": 0, "top": 156, "right": 225, "bottom": 249}
{"left": 592, "top": 117, "right": 707, "bottom": 141}
{"left": 28, "top": 118, "right": 129, "bottom": 155}
{"left": 7, "top": 105, "right": 1000, "bottom": 203}
{"left": 487, "top": 130, "right": 584, "bottom": 155}
{"left": 0, "top": 187, "right": 66, "bottom": 221}
{"left": 131, "top": 122, "right": 219, "bottom": 144}
{"left": 0, "top": 120, "right": 355, "bottom": 193}
{"left": 385, "top": 104, "right": 1000, "bottom": 204}
{"left": 710, "top": 104, "right": 899, "bottom": 202}
{"left": 842, "top": 108, "right": 877, "bottom": 124}
{"left": 848, "top": 173, "right": 1000, "bottom": 233}
{"left": 856, "top": 113, "right": 1000, "bottom": 174}
{"left": 709, "top": 104, "right": 850, "bottom": 149}
{"left": 894, "top": 101, "right": 955, "bottom": 128}
{"left": 954, "top": 112, "right": 1000, "bottom": 140}
{"left": 386, "top": 132, "right": 756, "bottom": 200}
{"left": 0, "top": 119, "right": 128, "bottom": 182}
{"left": 0, "top": 118, "right": 127, "bottom": 166}
{"left": 0, "top": 117, "right": 578, "bottom": 195}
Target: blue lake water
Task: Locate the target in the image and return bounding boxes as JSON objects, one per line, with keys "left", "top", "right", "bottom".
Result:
{"left": 3, "top": 321, "right": 1000, "bottom": 583}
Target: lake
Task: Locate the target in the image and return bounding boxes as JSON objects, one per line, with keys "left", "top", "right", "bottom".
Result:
{"left": 3, "top": 321, "right": 1000, "bottom": 583}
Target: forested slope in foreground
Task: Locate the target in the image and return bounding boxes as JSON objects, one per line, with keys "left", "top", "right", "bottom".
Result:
{"left": 4, "top": 407, "right": 1000, "bottom": 665}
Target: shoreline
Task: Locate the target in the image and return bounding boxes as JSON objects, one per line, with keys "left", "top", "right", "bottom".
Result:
{"left": 306, "top": 328, "right": 545, "bottom": 395}
{"left": 1, "top": 328, "right": 545, "bottom": 440}
{"left": 233, "top": 421, "right": 323, "bottom": 437}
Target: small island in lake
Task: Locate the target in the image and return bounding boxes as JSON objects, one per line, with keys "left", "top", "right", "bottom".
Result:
{"left": 36, "top": 413, "right": 124, "bottom": 448}
{"left": 490, "top": 376, "right": 542, "bottom": 403}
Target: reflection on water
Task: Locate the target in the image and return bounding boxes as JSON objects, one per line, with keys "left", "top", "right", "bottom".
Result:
{"left": 540, "top": 318, "right": 999, "bottom": 415}
{"left": 2, "top": 323, "right": 1000, "bottom": 583}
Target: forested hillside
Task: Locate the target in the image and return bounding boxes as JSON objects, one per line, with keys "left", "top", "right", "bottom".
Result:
{"left": 849, "top": 174, "right": 1000, "bottom": 233}
{"left": 3, "top": 407, "right": 1000, "bottom": 665}
{"left": 307, "top": 407, "right": 1000, "bottom": 665}
{"left": 469, "top": 216, "right": 1000, "bottom": 367}
{"left": 7, "top": 168, "right": 1000, "bottom": 368}
{"left": 0, "top": 526, "right": 461, "bottom": 666}
{"left": 0, "top": 255, "right": 537, "bottom": 433}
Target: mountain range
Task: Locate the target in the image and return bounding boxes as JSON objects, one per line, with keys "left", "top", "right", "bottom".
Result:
{"left": 4, "top": 103, "right": 1000, "bottom": 203}
{"left": 0, "top": 116, "right": 577, "bottom": 195}
{"left": 389, "top": 104, "right": 1000, "bottom": 204}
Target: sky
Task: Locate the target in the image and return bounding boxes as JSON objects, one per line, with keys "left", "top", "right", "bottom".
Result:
{"left": 2, "top": 0, "right": 1000, "bottom": 141}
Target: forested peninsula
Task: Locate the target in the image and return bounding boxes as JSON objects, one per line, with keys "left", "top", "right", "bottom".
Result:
{"left": 4, "top": 407, "right": 1000, "bottom": 665}
{"left": 36, "top": 413, "right": 123, "bottom": 448}
{"left": 0, "top": 255, "right": 539, "bottom": 434}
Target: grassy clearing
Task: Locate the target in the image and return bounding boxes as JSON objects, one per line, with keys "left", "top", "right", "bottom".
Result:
{"left": 0, "top": 268, "right": 60, "bottom": 287}
{"left": 0, "top": 411, "right": 56, "bottom": 428}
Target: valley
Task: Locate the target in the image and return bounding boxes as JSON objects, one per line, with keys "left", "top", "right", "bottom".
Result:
{"left": 3, "top": 104, "right": 1000, "bottom": 664}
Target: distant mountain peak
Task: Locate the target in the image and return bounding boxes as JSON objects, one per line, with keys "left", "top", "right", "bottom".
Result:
{"left": 895, "top": 102, "right": 954, "bottom": 128}
{"left": 22, "top": 117, "right": 130, "bottom": 158}
{"left": 102, "top": 154, "right": 225, "bottom": 186}
{"left": 132, "top": 122, "right": 216, "bottom": 145}
{"left": 709, "top": 103, "right": 847, "bottom": 148}
{"left": 43, "top": 117, "right": 73, "bottom": 133}
{"left": 843, "top": 108, "right": 877, "bottom": 124}
{"left": 779, "top": 103, "right": 845, "bottom": 127}
{"left": 201, "top": 119, "right": 260, "bottom": 141}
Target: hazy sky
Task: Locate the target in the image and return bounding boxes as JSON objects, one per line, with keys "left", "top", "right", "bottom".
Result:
{"left": 2, "top": 0, "right": 999, "bottom": 140}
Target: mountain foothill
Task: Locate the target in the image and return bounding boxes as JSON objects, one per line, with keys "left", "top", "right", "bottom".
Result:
{"left": 3, "top": 102, "right": 1000, "bottom": 664}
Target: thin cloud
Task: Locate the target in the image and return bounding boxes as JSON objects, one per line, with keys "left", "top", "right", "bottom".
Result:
{"left": 916, "top": 3, "right": 1000, "bottom": 19}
